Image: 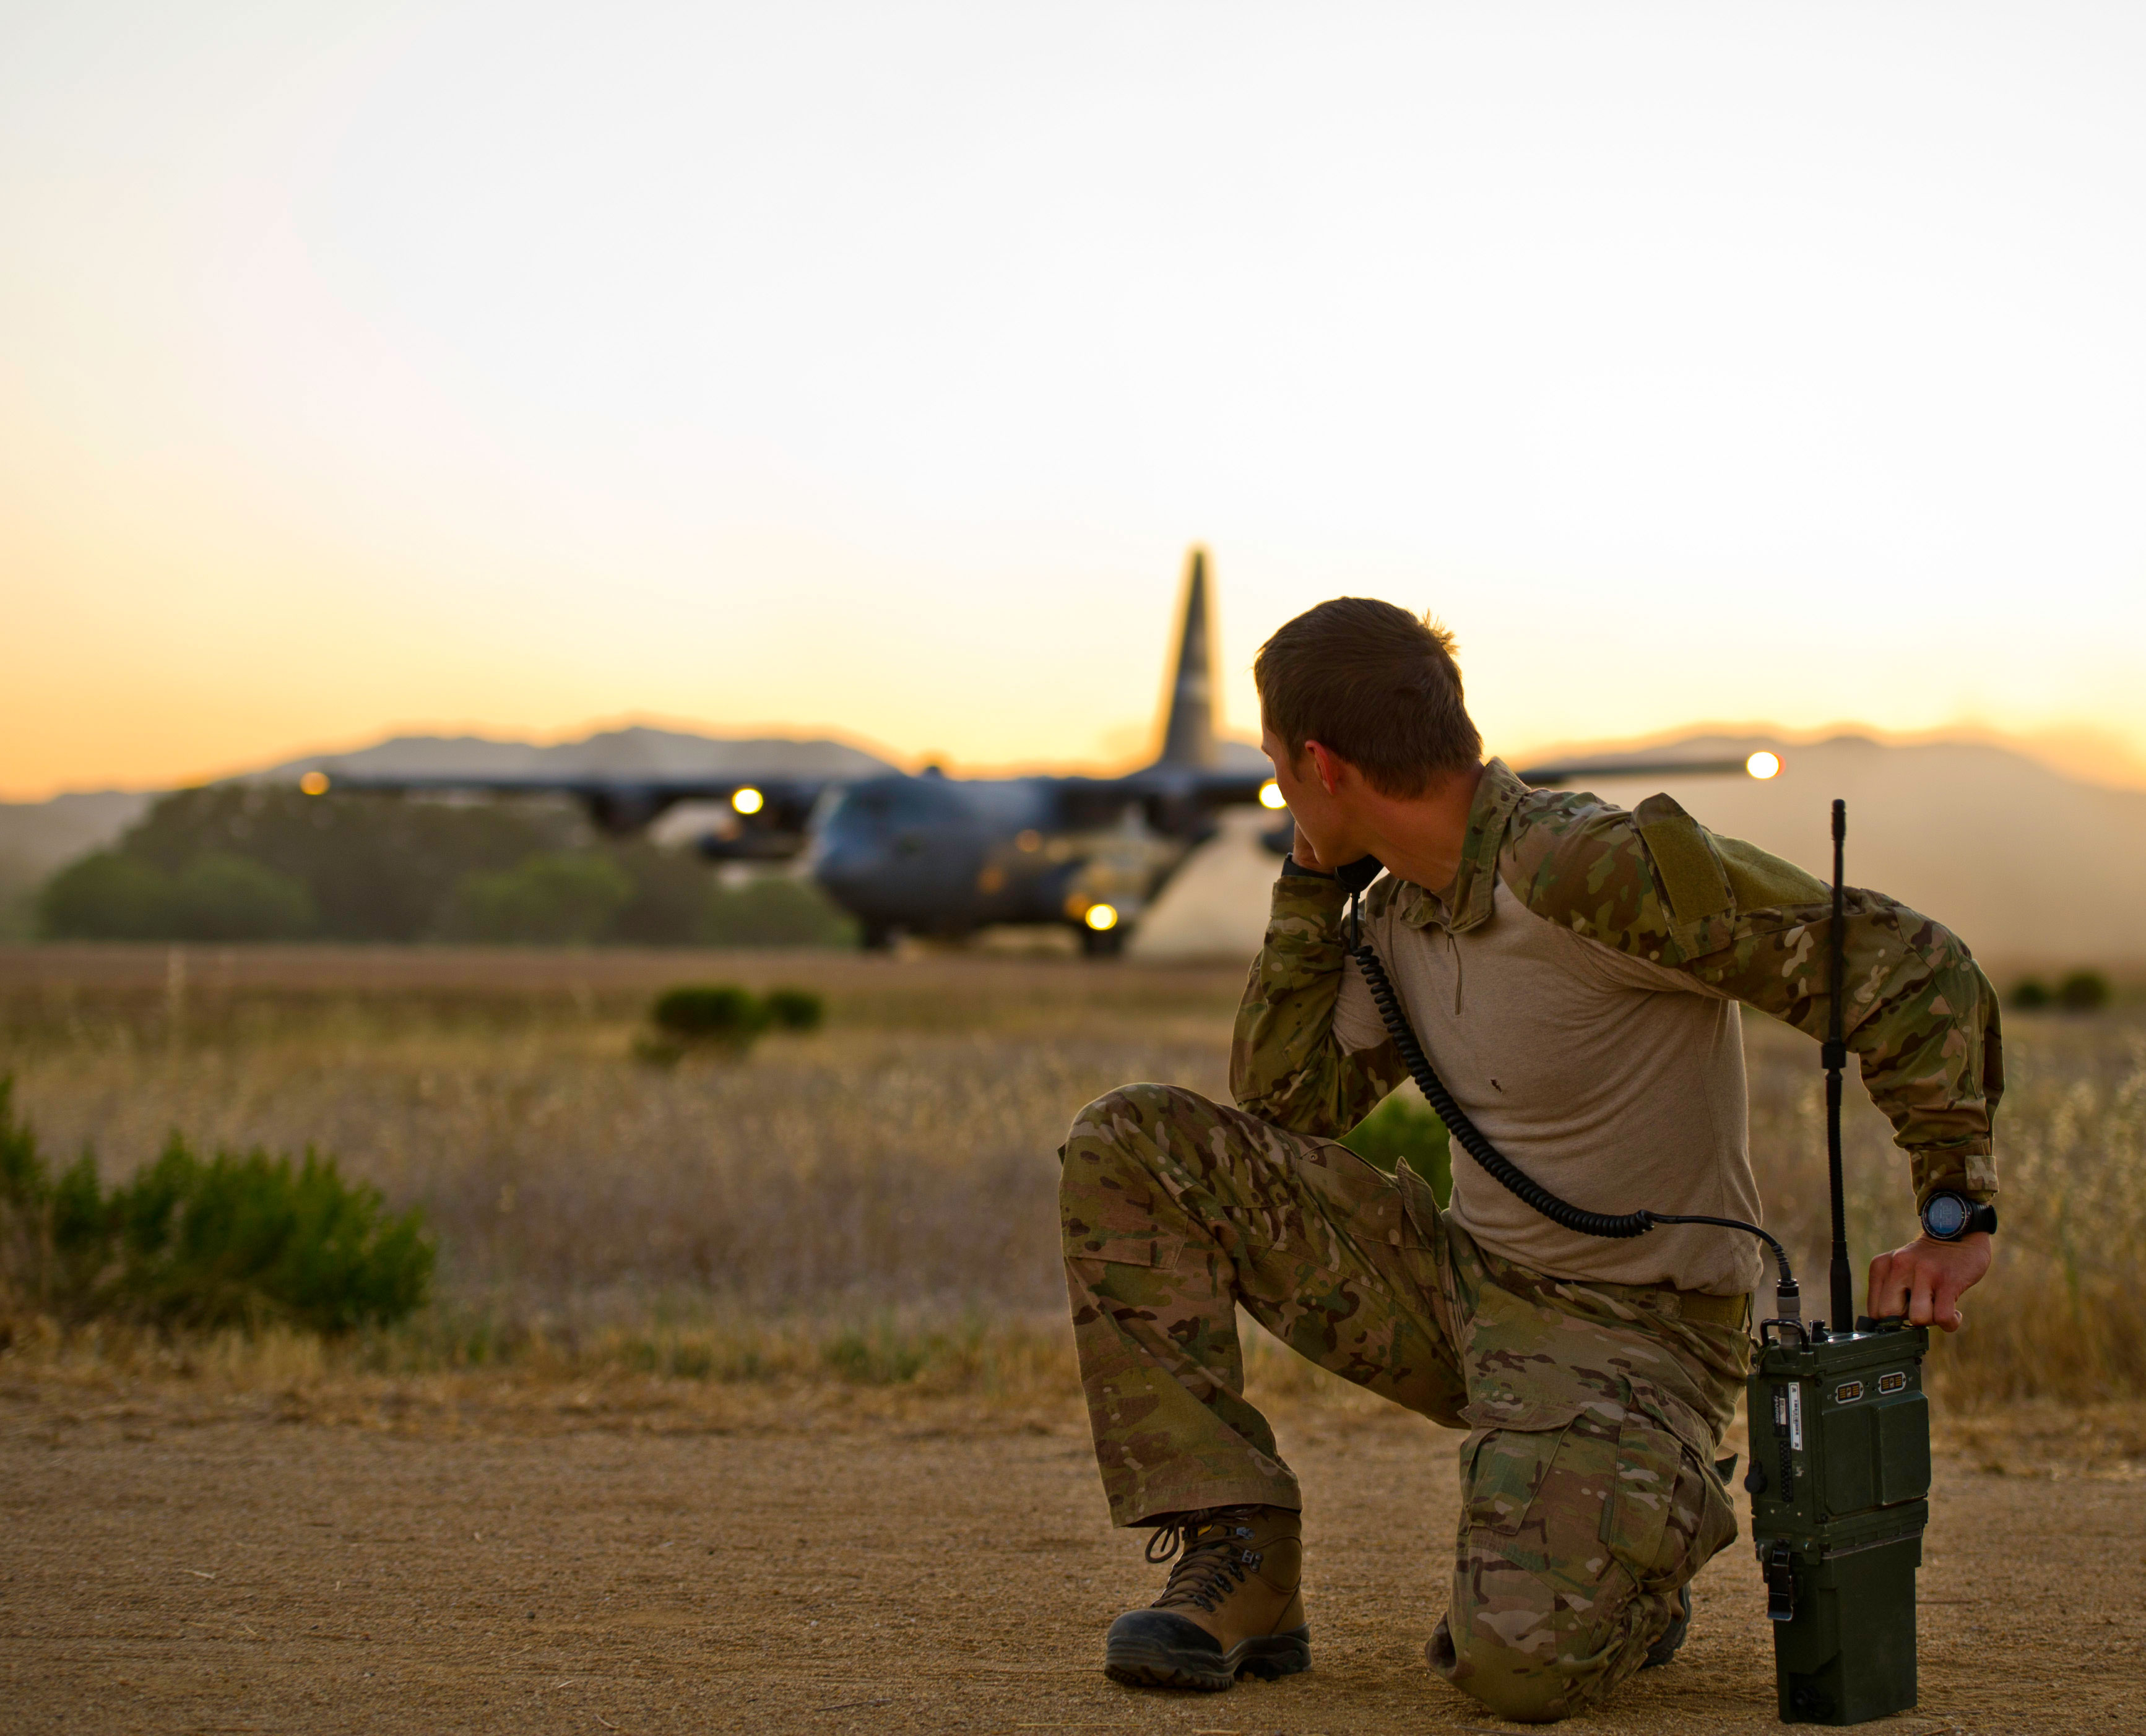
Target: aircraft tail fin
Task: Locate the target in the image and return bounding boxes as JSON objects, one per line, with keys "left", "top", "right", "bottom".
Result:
{"left": 1154, "top": 546, "right": 1218, "bottom": 767}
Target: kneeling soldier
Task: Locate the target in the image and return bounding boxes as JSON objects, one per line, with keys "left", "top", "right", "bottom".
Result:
{"left": 1061, "top": 598, "right": 1999, "bottom": 1723}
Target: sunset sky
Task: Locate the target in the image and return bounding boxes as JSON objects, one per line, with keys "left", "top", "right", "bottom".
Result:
{"left": 4, "top": 2, "right": 2144, "bottom": 800}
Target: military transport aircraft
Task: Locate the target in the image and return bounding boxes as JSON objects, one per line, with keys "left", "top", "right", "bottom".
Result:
{"left": 317, "top": 550, "right": 1778, "bottom": 953}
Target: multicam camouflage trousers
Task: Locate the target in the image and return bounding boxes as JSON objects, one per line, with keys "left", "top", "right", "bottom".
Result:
{"left": 1061, "top": 1082, "right": 1749, "bottom": 1724}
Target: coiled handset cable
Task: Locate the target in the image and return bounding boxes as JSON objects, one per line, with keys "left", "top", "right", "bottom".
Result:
{"left": 1328, "top": 853, "right": 1801, "bottom": 1326}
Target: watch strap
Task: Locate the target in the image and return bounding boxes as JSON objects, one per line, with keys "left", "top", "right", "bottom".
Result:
{"left": 1921, "top": 1191, "right": 1999, "bottom": 1240}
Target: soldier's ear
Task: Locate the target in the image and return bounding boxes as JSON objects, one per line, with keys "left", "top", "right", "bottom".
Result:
{"left": 1304, "top": 741, "right": 1350, "bottom": 797}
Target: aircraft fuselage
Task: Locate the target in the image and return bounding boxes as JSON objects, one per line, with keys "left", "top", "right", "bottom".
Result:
{"left": 806, "top": 772, "right": 1195, "bottom": 947}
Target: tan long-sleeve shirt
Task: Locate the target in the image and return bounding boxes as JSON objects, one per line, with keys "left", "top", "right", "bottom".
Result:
{"left": 1229, "top": 759, "right": 2003, "bottom": 1297}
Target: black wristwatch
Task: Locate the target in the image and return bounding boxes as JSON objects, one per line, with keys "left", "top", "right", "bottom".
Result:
{"left": 1919, "top": 1191, "right": 1997, "bottom": 1242}
{"left": 1280, "top": 855, "right": 1334, "bottom": 879}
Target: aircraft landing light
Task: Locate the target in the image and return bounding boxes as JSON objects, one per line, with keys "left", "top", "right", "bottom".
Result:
{"left": 1258, "top": 780, "right": 1287, "bottom": 810}
{"left": 1746, "top": 752, "right": 1783, "bottom": 780}
{"left": 300, "top": 771, "right": 330, "bottom": 795}
{"left": 1084, "top": 903, "right": 1120, "bottom": 932}
{"left": 732, "top": 786, "right": 765, "bottom": 815}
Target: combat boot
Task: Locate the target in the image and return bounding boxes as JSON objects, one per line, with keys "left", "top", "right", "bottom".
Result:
{"left": 1642, "top": 1586, "right": 1692, "bottom": 1669}
{"left": 1102, "top": 1505, "right": 1309, "bottom": 1691}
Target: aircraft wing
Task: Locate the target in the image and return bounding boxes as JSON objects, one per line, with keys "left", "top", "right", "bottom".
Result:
{"left": 1508, "top": 755, "right": 1773, "bottom": 787}
{"left": 1094, "top": 753, "right": 1782, "bottom": 854}
{"left": 311, "top": 769, "right": 830, "bottom": 850}
{"left": 1045, "top": 768, "right": 1276, "bottom": 835}
{"left": 1064, "top": 751, "right": 1778, "bottom": 830}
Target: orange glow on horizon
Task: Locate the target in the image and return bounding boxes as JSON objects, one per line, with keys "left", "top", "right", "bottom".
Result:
{"left": 4, "top": 7, "right": 2143, "bottom": 802}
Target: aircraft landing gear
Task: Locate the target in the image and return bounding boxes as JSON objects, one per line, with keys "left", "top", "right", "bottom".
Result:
{"left": 1078, "top": 923, "right": 1128, "bottom": 959}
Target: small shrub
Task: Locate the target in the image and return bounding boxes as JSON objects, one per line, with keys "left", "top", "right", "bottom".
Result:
{"left": 0, "top": 1077, "right": 432, "bottom": 1335}
{"left": 2056, "top": 970, "right": 2111, "bottom": 1013}
{"left": 763, "top": 987, "right": 825, "bottom": 1033}
{"left": 2010, "top": 977, "right": 2051, "bottom": 1011}
{"left": 108, "top": 1141, "right": 433, "bottom": 1333}
{"left": 651, "top": 985, "right": 769, "bottom": 1046}
{"left": 1343, "top": 1093, "right": 1453, "bottom": 1206}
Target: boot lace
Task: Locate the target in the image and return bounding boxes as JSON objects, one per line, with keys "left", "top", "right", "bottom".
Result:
{"left": 1143, "top": 1506, "right": 1266, "bottom": 1614}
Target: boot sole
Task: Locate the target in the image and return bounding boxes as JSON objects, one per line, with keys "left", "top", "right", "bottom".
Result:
{"left": 1104, "top": 1626, "right": 1312, "bottom": 1692}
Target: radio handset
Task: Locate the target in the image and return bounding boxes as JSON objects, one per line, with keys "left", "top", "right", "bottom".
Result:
{"left": 1330, "top": 854, "right": 1384, "bottom": 895}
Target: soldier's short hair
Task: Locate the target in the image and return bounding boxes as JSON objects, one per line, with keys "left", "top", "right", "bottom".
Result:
{"left": 1255, "top": 597, "right": 1481, "bottom": 797}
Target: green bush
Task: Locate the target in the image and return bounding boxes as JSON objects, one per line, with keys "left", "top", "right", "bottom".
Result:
{"left": 0, "top": 1077, "right": 432, "bottom": 1334}
{"left": 450, "top": 852, "right": 634, "bottom": 943}
{"left": 639, "top": 985, "right": 827, "bottom": 1063}
{"left": 2056, "top": 970, "right": 2111, "bottom": 1013}
{"left": 2013, "top": 972, "right": 2114, "bottom": 1013}
{"left": 171, "top": 852, "right": 316, "bottom": 939}
{"left": 38, "top": 849, "right": 314, "bottom": 941}
{"left": 38, "top": 852, "right": 178, "bottom": 939}
{"left": 651, "top": 985, "right": 769, "bottom": 1045}
{"left": 763, "top": 987, "right": 826, "bottom": 1032}
{"left": 1343, "top": 1093, "right": 1452, "bottom": 1207}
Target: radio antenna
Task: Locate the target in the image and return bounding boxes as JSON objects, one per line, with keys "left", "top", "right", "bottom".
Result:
{"left": 1824, "top": 799, "right": 1854, "bottom": 1331}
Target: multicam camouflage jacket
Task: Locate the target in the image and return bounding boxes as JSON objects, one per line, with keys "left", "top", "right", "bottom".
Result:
{"left": 1230, "top": 758, "right": 2002, "bottom": 1206}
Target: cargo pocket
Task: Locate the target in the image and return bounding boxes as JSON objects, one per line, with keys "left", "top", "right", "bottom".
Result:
{"left": 1068, "top": 1229, "right": 1185, "bottom": 1267}
{"left": 1602, "top": 1378, "right": 1737, "bottom": 1591}
{"left": 1461, "top": 1399, "right": 1591, "bottom": 1537}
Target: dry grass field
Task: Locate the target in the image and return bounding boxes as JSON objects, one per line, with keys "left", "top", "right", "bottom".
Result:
{"left": 3, "top": 943, "right": 2144, "bottom": 1734}
{"left": 4, "top": 941, "right": 2140, "bottom": 1399}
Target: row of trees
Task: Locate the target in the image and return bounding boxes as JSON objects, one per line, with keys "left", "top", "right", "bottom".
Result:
{"left": 35, "top": 785, "right": 854, "bottom": 946}
{"left": 2010, "top": 970, "right": 2112, "bottom": 1013}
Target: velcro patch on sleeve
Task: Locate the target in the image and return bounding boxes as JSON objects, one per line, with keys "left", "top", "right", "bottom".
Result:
{"left": 1634, "top": 793, "right": 1734, "bottom": 953}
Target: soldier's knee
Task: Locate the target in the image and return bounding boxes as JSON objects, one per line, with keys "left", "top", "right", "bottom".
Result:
{"left": 1062, "top": 1082, "right": 1205, "bottom": 1170}
{"left": 1451, "top": 1644, "right": 1576, "bottom": 1724}
{"left": 1431, "top": 1612, "right": 1579, "bottom": 1725}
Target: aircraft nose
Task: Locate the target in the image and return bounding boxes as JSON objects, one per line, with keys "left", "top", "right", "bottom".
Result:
{"left": 811, "top": 837, "right": 886, "bottom": 899}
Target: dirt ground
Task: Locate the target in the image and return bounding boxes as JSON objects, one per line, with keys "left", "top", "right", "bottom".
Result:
{"left": 4, "top": 1384, "right": 2140, "bottom": 1736}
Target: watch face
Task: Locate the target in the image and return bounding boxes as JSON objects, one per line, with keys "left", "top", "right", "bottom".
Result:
{"left": 1924, "top": 1194, "right": 1970, "bottom": 1239}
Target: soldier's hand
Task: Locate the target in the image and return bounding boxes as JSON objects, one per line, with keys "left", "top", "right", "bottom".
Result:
{"left": 1865, "top": 1232, "right": 1991, "bottom": 1333}
{"left": 1291, "top": 824, "right": 1325, "bottom": 873}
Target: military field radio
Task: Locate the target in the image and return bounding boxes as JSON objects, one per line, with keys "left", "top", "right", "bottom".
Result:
{"left": 1741, "top": 801, "right": 1929, "bottom": 1725}
{"left": 1335, "top": 797, "right": 1931, "bottom": 1726}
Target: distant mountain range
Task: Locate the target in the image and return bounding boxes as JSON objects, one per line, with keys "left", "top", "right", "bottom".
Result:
{"left": 6, "top": 725, "right": 2144, "bottom": 966}
{"left": 0, "top": 790, "right": 156, "bottom": 881}
{"left": 281, "top": 725, "right": 899, "bottom": 785}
